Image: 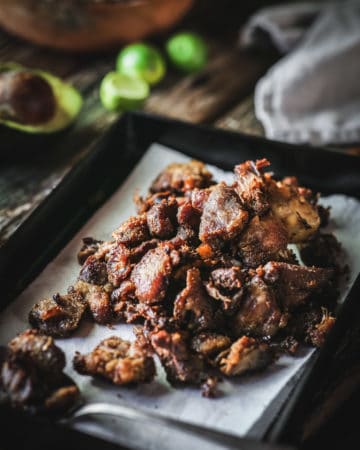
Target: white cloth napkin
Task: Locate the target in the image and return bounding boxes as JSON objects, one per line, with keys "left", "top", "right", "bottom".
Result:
{"left": 241, "top": 1, "right": 360, "bottom": 145}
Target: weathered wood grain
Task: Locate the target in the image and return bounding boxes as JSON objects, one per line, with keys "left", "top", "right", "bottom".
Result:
{"left": 146, "top": 49, "right": 273, "bottom": 124}
{"left": 216, "top": 95, "right": 264, "bottom": 136}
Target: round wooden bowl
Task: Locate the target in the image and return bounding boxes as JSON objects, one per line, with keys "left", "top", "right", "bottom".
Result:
{"left": 0, "top": 0, "right": 194, "bottom": 52}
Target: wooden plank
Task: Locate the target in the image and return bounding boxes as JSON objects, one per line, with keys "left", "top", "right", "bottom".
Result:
{"left": 215, "top": 95, "right": 264, "bottom": 136}
{"left": 0, "top": 88, "right": 118, "bottom": 246}
{"left": 146, "top": 49, "right": 274, "bottom": 124}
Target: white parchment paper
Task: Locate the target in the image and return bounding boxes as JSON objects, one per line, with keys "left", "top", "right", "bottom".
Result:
{"left": 1, "top": 144, "right": 359, "bottom": 450}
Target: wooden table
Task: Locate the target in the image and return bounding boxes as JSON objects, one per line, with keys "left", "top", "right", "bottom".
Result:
{"left": 0, "top": 3, "right": 359, "bottom": 449}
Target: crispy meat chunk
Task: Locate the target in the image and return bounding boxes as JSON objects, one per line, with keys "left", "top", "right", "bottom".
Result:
{"left": 77, "top": 237, "right": 103, "bottom": 265}
{"left": 29, "top": 291, "right": 86, "bottom": 337}
{"left": 236, "top": 213, "right": 288, "bottom": 267}
{"left": 8, "top": 329, "right": 65, "bottom": 374}
{"left": 177, "top": 200, "right": 201, "bottom": 228}
{"left": 131, "top": 245, "right": 178, "bottom": 304}
{"left": 299, "top": 233, "right": 342, "bottom": 268}
{"left": 199, "top": 184, "right": 248, "bottom": 245}
{"left": 231, "top": 276, "right": 287, "bottom": 338}
{"left": 217, "top": 336, "right": 274, "bottom": 376}
{"left": 308, "top": 310, "right": 335, "bottom": 347}
{"left": 73, "top": 336, "right": 155, "bottom": 385}
{"left": 263, "top": 262, "right": 334, "bottom": 311}
{"left": 112, "top": 214, "right": 150, "bottom": 246}
{"left": 106, "top": 243, "right": 131, "bottom": 287}
{"left": 210, "top": 267, "right": 244, "bottom": 291}
{"left": 191, "top": 332, "right": 231, "bottom": 358}
{"left": 205, "top": 267, "right": 244, "bottom": 314}
{"left": 0, "top": 329, "right": 79, "bottom": 413}
{"left": 74, "top": 280, "right": 113, "bottom": 324}
{"left": 174, "top": 268, "right": 216, "bottom": 332}
{"left": 234, "top": 159, "right": 270, "bottom": 215}
{"left": 190, "top": 188, "right": 212, "bottom": 212}
{"left": 286, "top": 307, "right": 335, "bottom": 348}
{"left": 267, "top": 179, "right": 320, "bottom": 243}
{"left": 150, "top": 160, "right": 213, "bottom": 194}
{"left": 150, "top": 330, "right": 203, "bottom": 384}
{"left": 201, "top": 376, "right": 220, "bottom": 398}
{"left": 146, "top": 200, "right": 177, "bottom": 239}
{"left": 79, "top": 255, "right": 108, "bottom": 285}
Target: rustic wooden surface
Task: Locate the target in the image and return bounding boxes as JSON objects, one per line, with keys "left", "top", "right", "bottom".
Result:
{"left": 0, "top": 3, "right": 359, "bottom": 448}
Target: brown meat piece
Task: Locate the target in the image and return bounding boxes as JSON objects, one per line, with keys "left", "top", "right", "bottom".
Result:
{"left": 199, "top": 183, "right": 249, "bottom": 245}
{"left": 146, "top": 200, "right": 177, "bottom": 239}
{"left": 201, "top": 376, "right": 220, "bottom": 398}
{"left": 131, "top": 245, "right": 178, "bottom": 304}
{"left": 299, "top": 233, "right": 342, "bottom": 268}
{"left": 74, "top": 280, "right": 113, "bottom": 324}
{"left": 217, "top": 336, "right": 274, "bottom": 376}
{"left": 205, "top": 267, "right": 244, "bottom": 314}
{"left": 190, "top": 188, "right": 212, "bottom": 212}
{"left": 131, "top": 239, "right": 159, "bottom": 262}
{"left": 79, "top": 255, "right": 108, "bottom": 285}
{"left": 286, "top": 307, "right": 335, "bottom": 348}
{"left": 8, "top": 329, "right": 65, "bottom": 374}
{"left": 236, "top": 213, "right": 288, "bottom": 267}
{"left": 173, "top": 268, "right": 216, "bottom": 331}
{"left": 106, "top": 243, "right": 132, "bottom": 287}
{"left": 191, "top": 332, "right": 231, "bottom": 357}
{"left": 150, "top": 330, "right": 203, "bottom": 384}
{"left": 29, "top": 291, "right": 86, "bottom": 337}
{"left": 150, "top": 160, "right": 213, "bottom": 194}
{"left": 263, "top": 261, "right": 334, "bottom": 311}
{"left": 267, "top": 178, "right": 320, "bottom": 243}
{"left": 73, "top": 336, "right": 155, "bottom": 385}
{"left": 231, "top": 276, "right": 287, "bottom": 338}
{"left": 177, "top": 200, "right": 201, "bottom": 228}
{"left": 234, "top": 159, "right": 270, "bottom": 215}
{"left": 210, "top": 267, "right": 244, "bottom": 291}
{"left": 308, "top": 310, "right": 335, "bottom": 347}
{"left": 112, "top": 214, "right": 150, "bottom": 246}
{"left": 0, "top": 329, "right": 79, "bottom": 413}
{"left": 77, "top": 237, "right": 103, "bottom": 265}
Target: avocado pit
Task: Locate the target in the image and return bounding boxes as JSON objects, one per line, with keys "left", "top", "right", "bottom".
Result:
{"left": 0, "top": 70, "right": 56, "bottom": 125}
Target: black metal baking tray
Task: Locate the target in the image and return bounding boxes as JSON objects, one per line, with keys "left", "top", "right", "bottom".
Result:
{"left": 1, "top": 112, "right": 360, "bottom": 450}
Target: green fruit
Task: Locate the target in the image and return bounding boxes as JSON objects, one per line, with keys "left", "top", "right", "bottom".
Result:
{"left": 100, "top": 71, "right": 149, "bottom": 112}
{"left": 0, "top": 63, "right": 82, "bottom": 134}
{"left": 116, "top": 43, "right": 166, "bottom": 86}
{"left": 166, "top": 32, "right": 208, "bottom": 73}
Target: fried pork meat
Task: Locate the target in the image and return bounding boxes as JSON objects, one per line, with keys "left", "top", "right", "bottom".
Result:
{"left": 73, "top": 336, "right": 155, "bottom": 385}
{"left": 0, "top": 329, "right": 79, "bottom": 413}
{"left": 25, "top": 157, "right": 342, "bottom": 396}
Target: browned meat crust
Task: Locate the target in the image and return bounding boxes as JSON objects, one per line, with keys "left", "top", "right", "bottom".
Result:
{"left": 77, "top": 237, "right": 103, "bottom": 265}
{"left": 29, "top": 291, "right": 86, "bottom": 337}
{"left": 150, "top": 330, "right": 203, "bottom": 384}
{"left": 231, "top": 275, "right": 287, "bottom": 338}
{"left": 234, "top": 159, "right": 270, "bottom": 215}
{"left": 199, "top": 183, "right": 248, "bottom": 246}
{"left": 73, "top": 336, "right": 155, "bottom": 385}
{"left": 262, "top": 262, "right": 334, "bottom": 311}
{"left": 236, "top": 213, "right": 288, "bottom": 267}
{"left": 25, "top": 157, "right": 343, "bottom": 398}
{"left": 0, "top": 329, "right": 79, "bottom": 413}
{"left": 217, "top": 336, "right": 274, "bottom": 376}
{"left": 150, "top": 160, "right": 213, "bottom": 194}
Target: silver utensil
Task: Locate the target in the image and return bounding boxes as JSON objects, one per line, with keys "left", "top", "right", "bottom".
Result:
{"left": 64, "top": 401, "right": 293, "bottom": 450}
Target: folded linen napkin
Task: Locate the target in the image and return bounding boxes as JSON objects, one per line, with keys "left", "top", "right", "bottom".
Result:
{"left": 241, "top": 1, "right": 360, "bottom": 145}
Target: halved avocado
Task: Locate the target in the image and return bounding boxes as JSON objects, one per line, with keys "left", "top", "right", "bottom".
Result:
{"left": 0, "top": 62, "right": 82, "bottom": 134}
